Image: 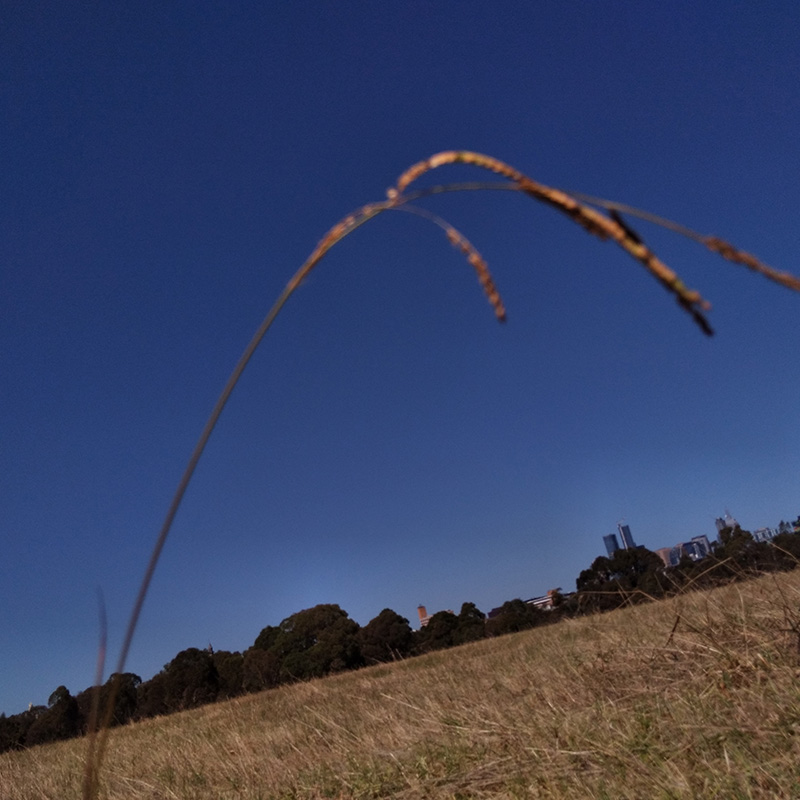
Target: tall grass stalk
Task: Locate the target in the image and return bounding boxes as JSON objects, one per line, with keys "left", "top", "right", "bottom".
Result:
{"left": 82, "top": 152, "right": 800, "bottom": 798}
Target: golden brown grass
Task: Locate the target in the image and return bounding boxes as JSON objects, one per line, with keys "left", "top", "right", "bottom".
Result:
{"left": 6, "top": 571, "right": 800, "bottom": 799}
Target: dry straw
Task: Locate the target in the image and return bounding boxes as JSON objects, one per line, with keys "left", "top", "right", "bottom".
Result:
{"left": 82, "top": 152, "right": 800, "bottom": 798}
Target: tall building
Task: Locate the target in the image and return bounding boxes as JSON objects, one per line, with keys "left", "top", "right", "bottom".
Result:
{"left": 617, "top": 523, "right": 636, "bottom": 550}
{"left": 690, "top": 535, "right": 712, "bottom": 558}
{"left": 753, "top": 527, "right": 778, "bottom": 543}
{"left": 715, "top": 510, "right": 739, "bottom": 535}
{"left": 603, "top": 533, "right": 620, "bottom": 557}
{"left": 655, "top": 547, "right": 672, "bottom": 567}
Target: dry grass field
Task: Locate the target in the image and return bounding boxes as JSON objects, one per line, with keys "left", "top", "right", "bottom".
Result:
{"left": 4, "top": 571, "right": 800, "bottom": 799}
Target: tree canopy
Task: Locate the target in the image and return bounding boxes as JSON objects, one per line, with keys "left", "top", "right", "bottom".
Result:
{"left": 267, "top": 604, "right": 363, "bottom": 681}
{"left": 358, "top": 608, "right": 413, "bottom": 664}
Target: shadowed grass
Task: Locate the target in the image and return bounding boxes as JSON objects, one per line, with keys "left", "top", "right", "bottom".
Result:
{"left": 80, "top": 152, "right": 800, "bottom": 797}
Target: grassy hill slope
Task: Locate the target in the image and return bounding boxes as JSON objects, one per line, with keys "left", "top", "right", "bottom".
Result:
{"left": 4, "top": 571, "right": 800, "bottom": 799}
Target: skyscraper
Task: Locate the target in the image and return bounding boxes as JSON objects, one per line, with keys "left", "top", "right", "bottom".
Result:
{"left": 691, "top": 534, "right": 712, "bottom": 558}
{"left": 715, "top": 510, "right": 739, "bottom": 534}
{"left": 617, "top": 523, "right": 636, "bottom": 550}
{"left": 603, "top": 533, "right": 620, "bottom": 557}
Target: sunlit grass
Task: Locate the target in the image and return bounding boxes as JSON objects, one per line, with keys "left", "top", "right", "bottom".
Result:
{"left": 5, "top": 570, "right": 800, "bottom": 798}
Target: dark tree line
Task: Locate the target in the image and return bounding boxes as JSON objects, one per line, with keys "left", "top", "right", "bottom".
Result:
{"left": 4, "top": 522, "right": 799, "bottom": 754}
{"left": 566, "top": 525, "right": 800, "bottom": 616}
{"left": 0, "top": 598, "right": 544, "bottom": 753}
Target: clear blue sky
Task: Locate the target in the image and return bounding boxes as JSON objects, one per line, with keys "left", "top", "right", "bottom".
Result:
{"left": 2, "top": 3, "right": 799, "bottom": 715}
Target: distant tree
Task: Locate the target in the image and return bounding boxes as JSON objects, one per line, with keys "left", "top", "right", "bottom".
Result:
{"left": 136, "top": 672, "right": 168, "bottom": 719}
{"left": 0, "top": 713, "right": 24, "bottom": 753}
{"left": 252, "top": 624, "right": 281, "bottom": 652}
{"left": 454, "top": 602, "right": 486, "bottom": 645}
{"left": 110, "top": 672, "right": 142, "bottom": 725}
{"left": 717, "top": 526, "right": 753, "bottom": 558}
{"left": 358, "top": 608, "right": 413, "bottom": 664}
{"left": 2, "top": 706, "right": 46, "bottom": 751}
{"left": 135, "top": 648, "right": 219, "bottom": 718}
{"left": 667, "top": 552, "right": 701, "bottom": 589}
{"left": 576, "top": 555, "right": 613, "bottom": 592}
{"left": 242, "top": 648, "right": 282, "bottom": 692}
{"left": 576, "top": 547, "right": 666, "bottom": 611}
{"left": 414, "top": 610, "right": 459, "bottom": 653}
{"left": 160, "top": 647, "right": 219, "bottom": 711}
{"left": 213, "top": 651, "right": 244, "bottom": 699}
{"left": 74, "top": 686, "right": 94, "bottom": 731}
{"left": 25, "top": 686, "right": 81, "bottom": 746}
{"left": 268, "top": 604, "right": 362, "bottom": 681}
{"left": 772, "top": 531, "right": 800, "bottom": 566}
{"left": 76, "top": 672, "right": 142, "bottom": 732}
{"left": 549, "top": 588, "right": 565, "bottom": 608}
{"left": 485, "top": 599, "right": 540, "bottom": 637}
{"left": 711, "top": 526, "right": 778, "bottom": 575}
{"left": 47, "top": 686, "right": 69, "bottom": 708}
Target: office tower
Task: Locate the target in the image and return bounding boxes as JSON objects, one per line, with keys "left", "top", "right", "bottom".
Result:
{"left": 716, "top": 510, "right": 739, "bottom": 534}
{"left": 724, "top": 510, "right": 739, "bottom": 529}
{"left": 603, "top": 533, "right": 620, "bottom": 557}
{"left": 655, "top": 547, "right": 672, "bottom": 567}
{"left": 690, "top": 535, "right": 712, "bottom": 559}
{"left": 617, "top": 523, "right": 636, "bottom": 550}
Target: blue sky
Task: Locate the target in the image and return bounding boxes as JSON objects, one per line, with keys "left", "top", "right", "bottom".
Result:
{"left": 2, "top": 2, "right": 799, "bottom": 715}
